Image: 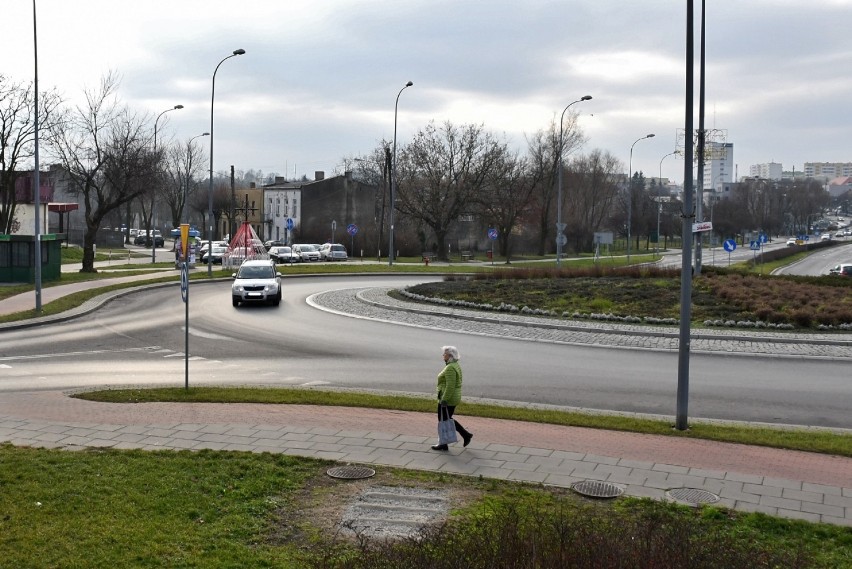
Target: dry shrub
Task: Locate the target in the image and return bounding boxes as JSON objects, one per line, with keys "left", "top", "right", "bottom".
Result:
{"left": 310, "top": 496, "right": 812, "bottom": 569}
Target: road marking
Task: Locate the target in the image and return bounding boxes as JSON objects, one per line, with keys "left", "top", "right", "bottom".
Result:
{"left": 0, "top": 347, "right": 159, "bottom": 362}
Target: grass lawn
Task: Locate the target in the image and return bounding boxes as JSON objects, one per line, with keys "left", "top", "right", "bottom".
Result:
{"left": 2, "top": 440, "right": 849, "bottom": 568}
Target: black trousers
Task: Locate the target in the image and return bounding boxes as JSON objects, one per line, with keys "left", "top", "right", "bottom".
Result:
{"left": 437, "top": 404, "right": 470, "bottom": 437}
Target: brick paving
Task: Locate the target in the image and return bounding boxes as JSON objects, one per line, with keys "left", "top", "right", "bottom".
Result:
{"left": 1, "top": 270, "right": 851, "bottom": 526}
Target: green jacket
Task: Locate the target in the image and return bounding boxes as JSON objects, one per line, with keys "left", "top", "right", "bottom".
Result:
{"left": 436, "top": 361, "right": 463, "bottom": 406}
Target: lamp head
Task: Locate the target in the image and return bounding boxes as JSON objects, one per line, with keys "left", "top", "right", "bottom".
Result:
{"left": 646, "top": 133, "right": 655, "bottom": 139}
{"left": 174, "top": 104, "right": 184, "bottom": 110}
{"left": 405, "top": 81, "right": 413, "bottom": 87}
{"left": 233, "top": 49, "right": 246, "bottom": 56}
{"left": 581, "top": 95, "right": 592, "bottom": 101}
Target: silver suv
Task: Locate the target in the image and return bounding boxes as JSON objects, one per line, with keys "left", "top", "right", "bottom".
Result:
{"left": 319, "top": 243, "right": 348, "bottom": 261}
{"left": 293, "top": 244, "right": 320, "bottom": 262}
{"left": 231, "top": 260, "right": 282, "bottom": 307}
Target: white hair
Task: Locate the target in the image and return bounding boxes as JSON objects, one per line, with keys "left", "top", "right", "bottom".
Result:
{"left": 442, "top": 345, "right": 460, "bottom": 361}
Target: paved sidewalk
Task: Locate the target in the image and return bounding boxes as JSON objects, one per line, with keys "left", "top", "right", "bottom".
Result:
{"left": 1, "top": 390, "right": 850, "bottom": 526}
{"left": 2, "top": 268, "right": 851, "bottom": 526}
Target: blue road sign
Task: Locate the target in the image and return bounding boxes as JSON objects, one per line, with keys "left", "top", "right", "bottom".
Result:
{"left": 723, "top": 239, "right": 736, "bottom": 252}
{"left": 347, "top": 223, "right": 358, "bottom": 236}
{"left": 286, "top": 218, "right": 294, "bottom": 231}
{"left": 487, "top": 228, "right": 499, "bottom": 240}
{"left": 180, "top": 263, "right": 189, "bottom": 303}
{"left": 750, "top": 240, "right": 761, "bottom": 251}
{"left": 759, "top": 233, "right": 768, "bottom": 244}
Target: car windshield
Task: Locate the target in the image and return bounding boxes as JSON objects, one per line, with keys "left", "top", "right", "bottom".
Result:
{"left": 238, "top": 265, "right": 275, "bottom": 279}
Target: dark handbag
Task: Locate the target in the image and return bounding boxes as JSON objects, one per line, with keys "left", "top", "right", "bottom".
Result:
{"left": 437, "top": 403, "right": 458, "bottom": 445}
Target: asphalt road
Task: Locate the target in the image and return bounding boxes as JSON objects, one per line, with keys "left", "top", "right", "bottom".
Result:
{"left": 774, "top": 241, "right": 852, "bottom": 276}
{"left": 1, "top": 274, "right": 849, "bottom": 429}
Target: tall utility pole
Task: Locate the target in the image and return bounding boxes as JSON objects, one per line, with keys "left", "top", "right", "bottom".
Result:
{"left": 694, "top": 0, "right": 707, "bottom": 276}
{"left": 32, "top": 0, "right": 42, "bottom": 312}
{"left": 676, "top": 0, "right": 696, "bottom": 432}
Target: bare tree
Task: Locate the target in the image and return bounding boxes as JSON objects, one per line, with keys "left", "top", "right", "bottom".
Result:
{"left": 477, "top": 151, "right": 537, "bottom": 260}
{"left": 49, "top": 73, "right": 156, "bottom": 272}
{"left": 0, "top": 75, "right": 63, "bottom": 234}
{"left": 781, "top": 178, "right": 828, "bottom": 235}
{"left": 525, "top": 113, "right": 586, "bottom": 255}
{"left": 163, "top": 137, "right": 208, "bottom": 228}
{"left": 395, "top": 121, "right": 506, "bottom": 260}
{"left": 350, "top": 142, "right": 391, "bottom": 258}
{"left": 563, "top": 149, "right": 623, "bottom": 252}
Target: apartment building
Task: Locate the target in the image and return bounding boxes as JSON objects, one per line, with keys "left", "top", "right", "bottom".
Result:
{"left": 802, "top": 162, "right": 852, "bottom": 182}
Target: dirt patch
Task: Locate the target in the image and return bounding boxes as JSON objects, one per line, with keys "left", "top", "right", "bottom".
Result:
{"left": 266, "top": 465, "right": 481, "bottom": 547}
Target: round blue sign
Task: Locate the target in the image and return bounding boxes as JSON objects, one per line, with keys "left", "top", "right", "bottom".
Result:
{"left": 487, "top": 228, "right": 498, "bottom": 240}
{"left": 723, "top": 239, "right": 736, "bottom": 252}
{"left": 347, "top": 223, "right": 358, "bottom": 236}
{"left": 286, "top": 218, "right": 294, "bottom": 230}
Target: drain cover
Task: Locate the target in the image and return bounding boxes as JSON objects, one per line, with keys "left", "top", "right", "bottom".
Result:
{"left": 571, "top": 480, "right": 624, "bottom": 499}
{"left": 666, "top": 488, "right": 720, "bottom": 506}
{"left": 327, "top": 465, "right": 376, "bottom": 480}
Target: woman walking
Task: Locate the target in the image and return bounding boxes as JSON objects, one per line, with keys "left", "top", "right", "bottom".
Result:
{"left": 432, "top": 345, "right": 473, "bottom": 451}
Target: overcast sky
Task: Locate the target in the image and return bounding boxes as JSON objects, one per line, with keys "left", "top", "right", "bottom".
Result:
{"left": 4, "top": 0, "right": 851, "bottom": 184}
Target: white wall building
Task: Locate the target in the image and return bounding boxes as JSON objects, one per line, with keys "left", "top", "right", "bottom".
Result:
{"left": 263, "top": 187, "right": 302, "bottom": 244}
{"left": 749, "top": 162, "right": 783, "bottom": 180}
{"left": 703, "top": 142, "right": 734, "bottom": 192}
{"left": 803, "top": 162, "right": 852, "bottom": 182}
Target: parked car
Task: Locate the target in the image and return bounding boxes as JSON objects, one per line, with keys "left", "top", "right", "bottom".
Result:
{"left": 268, "top": 246, "right": 299, "bottom": 264}
{"left": 134, "top": 230, "right": 164, "bottom": 247}
{"left": 319, "top": 243, "right": 348, "bottom": 261}
{"left": 828, "top": 263, "right": 852, "bottom": 276}
{"left": 293, "top": 244, "right": 321, "bottom": 262}
{"left": 231, "top": 259, "right": 282, "bottom": 307}
{"left": 202, "top": 245, "right": 228, "bottom": 265}
{"left": 785, "top": 237, "right": 798, "bottom": 246}
{"left": 138, "top": 234, "right": 165, "bottom": 247}
{"left": 199, "top": 240, "right": 228, "bottom": 255}
{"left": 264, "top": 240, "right": 284, "bottom": 249}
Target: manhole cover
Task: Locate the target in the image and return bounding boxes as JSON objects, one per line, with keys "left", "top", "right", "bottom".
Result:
{"left": 571, "top": 480, "right": 624, "bottom": 499}
{"left": 327, "top": 465, "right": 376, "bottom": 480}
{"left": 666, "top": 488, "right": 720, "bottom": 506}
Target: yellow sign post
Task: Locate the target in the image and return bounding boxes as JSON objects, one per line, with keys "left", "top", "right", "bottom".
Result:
{"left": 180, "top": 224, "right": 190, "bottom": 262}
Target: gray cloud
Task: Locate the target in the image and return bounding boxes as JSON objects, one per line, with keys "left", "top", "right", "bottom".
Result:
{"left": 5, "top": 0, "right": 851, "bottom": 182}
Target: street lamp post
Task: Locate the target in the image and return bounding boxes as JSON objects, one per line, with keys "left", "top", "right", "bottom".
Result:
{"left": 32, "top": 0, "right": 42, "bottom": 312}
{"left": 627, "top": 133, "right": 655, "bottom": 263}
{"left": 389, "top": 80, "right": 413, "bottom": 266}
{"left": 207, "top": 49, "right": 245, "bottom": 276}
{"left": 153, "top": 104, "right": 184, "bottom": 263}
{"left": 556, "top": 95, "right": 592, "bottom": 266}
{"left": 178, "top": 132, "right": 208, "bottom": 265}
{"left": 656, "top": 150, "right": 677, "bottom": 257}
{"left": 184, "top": 133, "right": 209, "bottom": 225}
